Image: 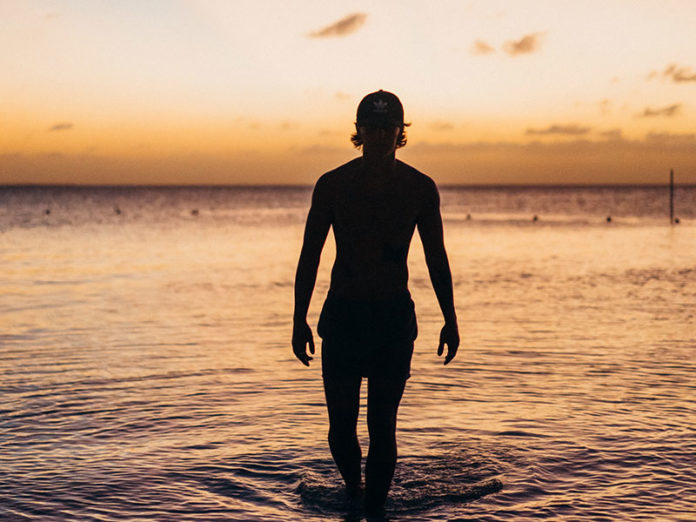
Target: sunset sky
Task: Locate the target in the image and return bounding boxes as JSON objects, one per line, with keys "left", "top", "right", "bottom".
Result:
{"left": 1, "top": 0, "right": 695, "bottom": 185}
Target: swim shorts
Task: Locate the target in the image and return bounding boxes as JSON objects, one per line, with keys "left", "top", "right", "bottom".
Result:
{"left": 318, "top": 290, "right": 417, "bottom": 382}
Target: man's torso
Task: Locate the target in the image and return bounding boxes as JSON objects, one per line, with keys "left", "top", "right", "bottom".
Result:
{"left": 315, "top": 158, "right": 438, "bottom": 300}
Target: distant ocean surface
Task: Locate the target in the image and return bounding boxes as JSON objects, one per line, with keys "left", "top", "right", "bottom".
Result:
{"left": 1, "top": 185, "right": 695, "bottom": 521}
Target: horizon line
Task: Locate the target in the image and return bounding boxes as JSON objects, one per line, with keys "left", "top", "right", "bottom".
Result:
{"left": 2, "top": 182, "right": 695, "bottom": 189}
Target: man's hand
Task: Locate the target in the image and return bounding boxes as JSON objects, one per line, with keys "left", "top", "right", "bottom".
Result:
{"left": 437, "top": 322, "right": 459, "bottom": 365}
{"left": 292, "top": 321, "right": 315, "bottom": 367}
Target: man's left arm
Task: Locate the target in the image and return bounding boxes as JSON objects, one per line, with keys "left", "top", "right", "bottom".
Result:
{"left": 416, "top": 183, "right": 460, "bottom": 365}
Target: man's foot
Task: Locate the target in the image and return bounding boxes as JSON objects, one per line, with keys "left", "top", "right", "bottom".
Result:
{"left": 364, "top": 504, "right": 388, "bottom": 521}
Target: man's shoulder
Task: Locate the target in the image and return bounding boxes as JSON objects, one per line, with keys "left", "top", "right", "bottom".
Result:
{"left": 396, "top": 160, "right": 438, "bottom": 191}
{"left": 311, "top": 158, "right": 360, "bottom": 205}
{"left": 317, "top": 157, "right": 361, "bottom": 186}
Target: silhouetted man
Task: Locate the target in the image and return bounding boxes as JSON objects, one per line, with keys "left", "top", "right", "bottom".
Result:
{"left": 292, "top": 90, "right": 459, "bottom": 517}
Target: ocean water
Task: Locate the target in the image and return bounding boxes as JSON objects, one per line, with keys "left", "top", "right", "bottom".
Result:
{"left": 1, "top": 185, "right": 695, "bottom": 521}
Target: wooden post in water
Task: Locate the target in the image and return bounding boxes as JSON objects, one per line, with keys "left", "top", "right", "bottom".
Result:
{"left": 669, "top": 169, "right": 674, "bottom": 224}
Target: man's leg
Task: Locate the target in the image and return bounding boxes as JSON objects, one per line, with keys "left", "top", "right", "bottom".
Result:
{"left": 323, "top": 374, "right": 363, "bottom": 497}
{"left": 364, "top": 375, "right": 407, "bottom": 514}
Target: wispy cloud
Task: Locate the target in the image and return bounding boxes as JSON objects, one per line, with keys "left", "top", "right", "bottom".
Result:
{"left": 503, "top": 33, "right": 542, "bottom": 56}
{"left": 640, "top": 104, "right": 681, "bottom": 118}
{"left": 296, "top": 144, "right": 344, "bottom": 154}
{"left": 526, "top": 124, "right": 591, "bottom": 136}
{"left": 471, "top": 40, "right": 495, "bottom": 55}
{"left": 409, "top": 132, "right": 696, "bottom": 154}
{"left": 48, "top": 122, "right": 73, "bottom": 132}
{"left": 317, "top": 129, "right": 342, "bottom": 137}
{"left": 645, "top": 132, "right": 695, "bottom": 145}
{"left": 430, "top": 121, "right": 455, "bottom": 132}
{"left": 309, "top": 13, "right": 367, "bottom": 38}
{"left": 599, "top": 129, "right": 623, "bottom": 140}
{"left": 663, "top": 64, "right": 696, "bottom": 83}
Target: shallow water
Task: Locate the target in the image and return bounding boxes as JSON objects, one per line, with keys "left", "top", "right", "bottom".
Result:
{"left": 1, "top": 186, "right": 695, "bottom": 520}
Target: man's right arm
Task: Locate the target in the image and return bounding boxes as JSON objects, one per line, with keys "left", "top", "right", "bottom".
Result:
{"left": 292, "top": 178, "right": 332, "bottom": 366}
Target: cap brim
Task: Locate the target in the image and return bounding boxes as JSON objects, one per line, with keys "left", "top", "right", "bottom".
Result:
{"left": 357, "top": 117, "right": 403, "bottom": 127}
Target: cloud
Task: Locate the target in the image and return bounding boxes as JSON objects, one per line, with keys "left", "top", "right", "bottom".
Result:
{"left": 471, "top": 40, "right": 495, "bottom": 55}
{"left": 430, "top": 121, "right": 455, "bottom": 132}
{"left": 317, "top": 129, "right": 342, "bottom": 137}
{"left": 309, "top": 13, "right": 367, "bottom": 38}
{"left": 295, "top": 144, "right": 344, "bottom": 154}
{"left": 640, "top": 104, "right": 681, "bottom": 118}
{"left": 526, "top": 124, "right": 591, "bottom": 136}
{"left": 663, "top": 64, "right": 696, "bottom": 83}
{"left": 503, "top": 33, "right": 542, "bottom": 56}
{"left": 599, "top": 129, "right": 623, "bottom": 140}
{"left": 48, "top": 122, "right": 73, "bottom": 132}
{"left": 407, "top": 134, "right": 696, "bottom": 160}
{"left": 645, "top": 132, "right": 695, "bottom": 145}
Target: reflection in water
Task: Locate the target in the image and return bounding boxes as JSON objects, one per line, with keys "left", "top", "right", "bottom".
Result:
{"left": 298, "top": 445, "right": 504, "bottom": 517}
{"left": 1, "top": 186, "right": 695, "bottom": 520}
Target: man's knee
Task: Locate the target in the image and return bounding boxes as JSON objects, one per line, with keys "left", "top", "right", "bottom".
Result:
{"left": 328, "top": 422, "right": 357, "bottom": 442}
{"left": 368, "top": 375, "right": 406, "bottom": 404}
{"left": 367, "top": 407, "right": 397, "bottom": 431}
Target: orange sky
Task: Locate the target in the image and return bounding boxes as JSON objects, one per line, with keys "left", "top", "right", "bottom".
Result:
{"left": 1, "top": 1, "right": 695, "bottom": 185}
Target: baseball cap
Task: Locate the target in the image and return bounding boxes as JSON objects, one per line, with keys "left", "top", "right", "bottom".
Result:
{"left": 356, "top": 90, "right": 404, "bottom": 127}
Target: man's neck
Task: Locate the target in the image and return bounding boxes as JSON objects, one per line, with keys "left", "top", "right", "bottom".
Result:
{"left": 361, "top": 152, "right": 396, "bottom": 175}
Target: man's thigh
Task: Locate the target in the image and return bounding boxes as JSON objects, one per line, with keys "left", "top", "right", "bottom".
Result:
{"left": 366, "top": 375, "right": 407, "bottom": 432}
{"left": 323, "top": 372, "right": 362, "bottom": 430}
